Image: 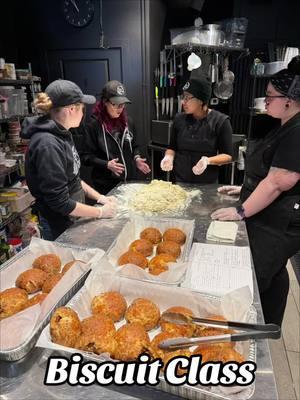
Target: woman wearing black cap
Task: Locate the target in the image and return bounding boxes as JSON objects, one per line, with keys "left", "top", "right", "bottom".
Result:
{"left": 160, "top": 74, "right": 233, "bottom": 183}
{"left": 21, "top": 79, "right": 116, "bottom": 240}
{"left": 79, "top": 80, "right": 151, "bottom": 194}
{"left": 212, "top": 56, "right": 300, "bottom": 326}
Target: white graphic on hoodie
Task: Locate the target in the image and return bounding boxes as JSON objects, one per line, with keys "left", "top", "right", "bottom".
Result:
{"left": 72, "top": 145, "right": 81, "bottom": 175}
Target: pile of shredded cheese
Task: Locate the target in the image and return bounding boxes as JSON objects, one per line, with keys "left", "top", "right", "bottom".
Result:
{"left": 129, "top": 180, "right": 189, "bottom": 213}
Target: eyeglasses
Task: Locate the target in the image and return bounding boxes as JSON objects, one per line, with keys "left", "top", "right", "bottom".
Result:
{"left": 109, "top": 101, "right": 126, "bottom": 109}
{"left": 265, "top": 94, "right": 286, "bottom": 100}
{"left": 181, "top": 95, "right": 195, "bottom": 102}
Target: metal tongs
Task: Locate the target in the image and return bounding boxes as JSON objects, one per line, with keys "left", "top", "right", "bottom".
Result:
{"left": 159, "top": 312, "right": 281, "bottom": 350}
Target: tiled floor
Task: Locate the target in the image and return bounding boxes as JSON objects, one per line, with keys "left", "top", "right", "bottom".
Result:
{"left": 269, "top": 261, "right": 300, "bottom": 400}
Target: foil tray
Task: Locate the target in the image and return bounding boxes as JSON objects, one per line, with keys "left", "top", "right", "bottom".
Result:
{"left": 0, "top": 242, "right": 92, "bottom": 361}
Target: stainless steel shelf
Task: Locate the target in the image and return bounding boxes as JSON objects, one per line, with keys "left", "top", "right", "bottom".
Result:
{"left": 0, "top": 78, "right": 41, "bottom": 86}
{"left": 165, "top": 43, "right": 249, "bottom": 54}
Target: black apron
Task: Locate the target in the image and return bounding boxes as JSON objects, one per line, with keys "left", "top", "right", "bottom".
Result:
{"left": 173, "top": 117, "right": 220, "bottom": 184}
{"left": 240, "top": 117, "right": 300, "bottom": 324}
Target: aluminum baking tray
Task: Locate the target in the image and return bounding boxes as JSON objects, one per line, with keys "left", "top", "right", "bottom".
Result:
{"left": 38, "top": 273, "right": 256, "bottom": 400}
{"left": 106, "top": 216, "right": 195, "bottom": 285}
{"left": 0, "top": 241, "right": 97, "bottom": 361}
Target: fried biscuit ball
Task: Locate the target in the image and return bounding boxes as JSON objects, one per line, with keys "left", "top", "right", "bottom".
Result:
{"left": 50, "top": 307, "right": 82, "bottom": 348}
{"left": 76, "top": 314, "right": 116, "bottom": 356}
{"left": 129, "top": 239, "right": 153, "bottom": 257}
{"left": 160, "top": 306, "right": 195, "bottom": 337}
{"left": 125, "top": 298, "right": 160, "bottom": 331}
{"left": 42, "top": 273, "right": 62, "bottom": 293}
{"left": 149, "top": 331, "right": 191, "bottom": 375}
{"left": 118, "top": 250, "right": 148, "bottom": 269}
{"left": 163, "top": 228, "right": 186, "bottom": 245}
{"left": 140, "top": 227, "right": 162, "bottom": 245}
{"left": 149, "top": 331, "right": 178, "bottom": 359}
{"left": 24, "top": 292, "right": 48, "bottom": 309}
{"left": 194, "top": 314, "right": 234, "bottom": 337}
{"left": 16, "top": 268, "right": 48, "bottom": 294}
{"left": 62, "top": 260, "right": 86, "bottom": 275}
{"left": 62, "top": 261, "right": 76, "bottom": 274}
{"left": 193, "top": 345, "right": 244, "bottom": 363}
{"left": 32, "top": 254, "right": 61, "bottom": 275}
{"left": 91, "top": 291, "right": 127, "bottom": 322}
{"left": 162, "top": 349, "right": 192, "bottom": 374}
{"left": 157, "top": 241, "right": 181, "bottom": 259}
{"left": 114, "top": 322, "right": 150, "bottom": 361}
{"left": 148, "top": 254, "right": 176, "bottom": 275}
{"left": 0, "top": 288, "right": 28, "bottom": 320}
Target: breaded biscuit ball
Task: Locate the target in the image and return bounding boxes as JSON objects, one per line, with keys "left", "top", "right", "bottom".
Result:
{"left": 91, "top": 291, "right": 127, "bottom": 322}
{"left": 32, "top": 254, "right": 61, "bottom": 275}
{"left": 129, "top": 239, "right": 153, "bottom": 257}
{"left": 76, "top": 314, "right": 116, "bottom": 356}
{"left": 62, "top": 260, "right": 86, "bottom": 275}
{"left": 118, "top": 250, "right": 148, "bottom": 269}
{"left": 50, "top": 306, "right": 82, "bottom": 348}
{"left": 0, "top": 288, "right": 28, "bottom": 320}
{"left": 24, "top": 292, "right": 47, "bottom": 309}
{"left": 163, "top": 228, "right": 186, "bottom": 245}
{"left": 149, "top": 331, "right": 178, "bottom": 359}
{"left": 160, "top": 306, "right": 195, "bottom": 337}
{"left": 194, "top": 314, "right": 234, "bottom": 337}
{"left": 42, "top": 273, "right": 62, "bottom": 293}
{"left": 125, "top": 298, "right": 160, "bottom": 331}
{"left": 156, "top": 241, "right": 181, "bottom": 259}
{"left": 148, "top": 254, "right": 176, "bottom": 275}
{"left": 114, "top": 322, "right": 150, "bottom": 361}
{"left": 16, "top": 268, "right": 48, "bottom": 294}
{"left": 140, "top": 227, "right": 162, "bottom": 245}
{"left": 194, "top": 346, "right": 245, "bottom": 363}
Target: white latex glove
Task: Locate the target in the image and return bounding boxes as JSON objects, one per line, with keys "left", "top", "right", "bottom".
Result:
{"left": 211, "top": 207, "right": 242, "bottom": 221}
{"left": 217, "top": 185, "right": 241, "bottom": 196}
{"left": 97, "top": 195, "right": 117, "bottom": 205}
{"left": 97, "top": 202, "right": 117, "bottom": 219}
{"left": 160, "top": 155, "right": 174, "bottom": 171}
{"left": 192, "top": 156, "right": 209, "bottom": 175}
{"left": 136, "top": 157, "right": 151, "bottom": 174}
{"left": 107, "top": 158, "right": 125, "bottom": 177}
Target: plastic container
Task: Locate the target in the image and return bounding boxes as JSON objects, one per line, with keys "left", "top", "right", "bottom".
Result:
{"left": 0, "top": 189, "right": 34, "bottom": 213}
{"left": 8, "top": 238, "right": 23, "bottom": 253}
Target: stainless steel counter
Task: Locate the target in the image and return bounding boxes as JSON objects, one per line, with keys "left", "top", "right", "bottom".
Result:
{"left": 0, "top": 183, "right": 278, "bottom": 400}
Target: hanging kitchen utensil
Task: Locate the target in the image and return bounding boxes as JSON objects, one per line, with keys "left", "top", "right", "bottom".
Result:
{"left": 222, "top": 56, "right": 235, "bottom": 83}
{"left": 213, "top": 55, "right": 234, "bottom": 100}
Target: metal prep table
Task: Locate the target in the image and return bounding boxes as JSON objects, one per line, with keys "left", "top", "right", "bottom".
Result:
{"left": 0, "top": 184, "right": 278, "bottom": 400}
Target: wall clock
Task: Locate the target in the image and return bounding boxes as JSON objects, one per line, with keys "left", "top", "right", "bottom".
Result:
{"left": 63, "top": 0, "right": 94, "bottom": 27}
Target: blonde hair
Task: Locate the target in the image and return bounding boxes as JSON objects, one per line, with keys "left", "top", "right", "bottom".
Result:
{"left": 34, "top": 92, "right": 53, "bottom": 113}
{"left": 34, "top": 93, "right": 83, "bottom": 114}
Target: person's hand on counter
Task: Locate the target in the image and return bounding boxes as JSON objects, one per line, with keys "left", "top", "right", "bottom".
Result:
{"left": 211, "top": 207, "right": 243, "bottom": 221}
{"left": 160, "top": 154, "right": 174, "bottom": 171}
{"left": 135, "top": 157, "right": 151, "bottom": 174}
{"left": 97, "top": 194, "right": 117, "bottom": 205}
{"left": 218, "top": 185, "right": 241, "bottom": 196}
{"left": 97, "top": 202, "right": 117, "bottom": 218}
{"left": 192, "top": 156, "right": 209, "bottom": 175}
{"left": 107, "top": 158, "right": 125, "bottom": 176}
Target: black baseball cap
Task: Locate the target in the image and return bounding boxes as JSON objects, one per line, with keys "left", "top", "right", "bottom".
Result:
{"left": 45, "top": 79, "right": 96, "bottom": 108}
{"left": 182, "top": 75, "right": 212, "bottom": 104}
{"left": 101, "top": 80, "right": 131, "bottom": 104}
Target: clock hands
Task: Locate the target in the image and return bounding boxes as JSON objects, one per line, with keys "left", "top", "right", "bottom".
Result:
{"left": 70, "top": 0, "right": 79, "bottom": 13}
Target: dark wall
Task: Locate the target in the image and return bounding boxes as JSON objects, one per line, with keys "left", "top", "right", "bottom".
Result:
{"left": 1, "top": 0, "right": 150, "bottom": 152}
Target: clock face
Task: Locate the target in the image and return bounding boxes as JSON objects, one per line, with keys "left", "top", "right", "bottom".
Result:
{"left": 63, "top": 0, "right": 94, "bottom": 27}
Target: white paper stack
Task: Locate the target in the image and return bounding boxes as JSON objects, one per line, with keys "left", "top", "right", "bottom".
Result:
{"left": 183, "top": 243, "right": 253, "bottom": 299}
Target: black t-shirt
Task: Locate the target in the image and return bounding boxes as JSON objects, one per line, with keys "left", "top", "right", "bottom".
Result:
{"left": 168, "top": 110, "right": 233, "bottom": 183}
{"left": 272, "top": 124, "right": 300, "bottom": 173}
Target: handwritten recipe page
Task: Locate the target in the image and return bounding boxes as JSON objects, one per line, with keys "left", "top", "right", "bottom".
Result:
{"left": 184, "top": 243, "right": 253, "bottom": 297}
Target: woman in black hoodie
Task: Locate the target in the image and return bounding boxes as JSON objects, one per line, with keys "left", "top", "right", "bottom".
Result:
{"left": 21, "top": 79, "right": 116, "bottom": 240}
{"left": 79, "top": 80, "right": 151, "bottom": 194}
